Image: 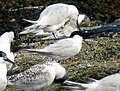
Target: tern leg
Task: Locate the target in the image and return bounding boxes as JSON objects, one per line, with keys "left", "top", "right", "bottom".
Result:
{"left": 52, "top": 32, "right": 57, "bottom": 39}
{"left": 83, "top": 39, "right": 90, "bottom": 49}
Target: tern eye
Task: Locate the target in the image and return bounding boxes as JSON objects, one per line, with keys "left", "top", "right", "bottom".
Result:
{"left": 0, "top": 51, "right": 6, "bottom": 58}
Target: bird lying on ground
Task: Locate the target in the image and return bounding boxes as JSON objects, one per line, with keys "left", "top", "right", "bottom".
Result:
{"left": 7, "top": 61, "right": 67, "bottom": 91}
{"left": 62, "top": 73, "right": 120, "bottom": 91}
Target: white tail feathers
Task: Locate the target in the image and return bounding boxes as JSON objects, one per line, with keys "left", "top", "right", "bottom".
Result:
{"left": 20, "top": 24, "right": 43, "bottom": 34}
{"left": 64, "top": 80, "right": 98, "bottom": 89}
{"left": 34, "top": 30, "right": 52, "bottom": 36}
{"left": 23, "top": 19, "right": 38, "bottom": 24}
{"left": 22, "top": 49, "right": 39, "bottom": 55}
{"left": 23, "top": 49, "right": 51, "bottom": 55}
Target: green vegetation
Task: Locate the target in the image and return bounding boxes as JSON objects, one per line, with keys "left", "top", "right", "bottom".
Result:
{"left": 5, "top": 33, "right": 120, "bottom": 91}
{"left": 0, "top": 0, "right": 120, "bottom": 90}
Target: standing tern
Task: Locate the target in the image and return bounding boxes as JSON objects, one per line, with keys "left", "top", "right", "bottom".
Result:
{"left": 0, "top": 51, "right": 14, "bottom": 90}
{"left": 7, "top": 61, "right": 67, "bottom": 91}
{"left": 20, "top": 3, "right": 89, "bottom": 38}
{"left": 23, "top": 30, "right": 84, "bottom": 61}
{"left": 23, "top": 24, "right": 109, "bottom": 61}
{"left": 0, "top": 30, "right": 16, "bottom": 70}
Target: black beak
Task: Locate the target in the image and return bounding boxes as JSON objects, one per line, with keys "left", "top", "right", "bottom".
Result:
{"left": 0, "top": 51, "right": 15, "bottom": 64}
{"left": 4, "top": 58, "right": 15, "bottom": 64}
{"left": 53, "top": 75, "right": 68, "bottom": 84}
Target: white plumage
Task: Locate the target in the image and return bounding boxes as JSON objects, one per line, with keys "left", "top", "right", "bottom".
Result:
{"left": 0, "top": 31, "right": 14, "bottom": 54}
{"left": 78, "top": 14, "right": 90, "bottom": 27}
{"left": 20, "top": 3, "right": 88, "bottom": 38}
{"left": 0, "top": 51, "right": 14, "bottom": 91}
{"left": 0, "top": 57, "right": 8, "bottom": 91}
{"left": 6, "top": 52, "right": 15, "bottom": 71}
{"left": 0, "top": 31, "right": 15, "bottom": 70}
{"left": 23, "top": 31, "right": 83, "bottom": 60}
{"left": 7, "top": 61, "right": 67, "bottom": 91}
{"left": 34, "top": 29, "right": 52, "bottom": 36}
{"left": 63, "top": 73, "right": 120, "bottom": 91}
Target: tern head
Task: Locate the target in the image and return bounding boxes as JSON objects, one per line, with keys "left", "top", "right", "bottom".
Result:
{"left": 70, "top": 31, "right": 84, "bottom": 38}
{"left": 0, "top": 29, "right": 19, "bottom": 43}
{"left": 78, "top": 14, "right": 90, "bottom": 27}
{"left": 70, "top": 30, "right": 94, "bottom": 39}
{"left": 0, "top": 51, "right": 15, "bottom": 64}
{"left": 70, "top": 31, "right": 90, "bottom": 48}
{"left": 52, "top": 61, "right": 67, "bottom": 83}
{"left": 7, "top": 29, "right": 19, "bottom": 41}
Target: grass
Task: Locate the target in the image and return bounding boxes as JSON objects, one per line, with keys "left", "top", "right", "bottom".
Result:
{"left": 4, "top": 33, "right": 120, "bottom": 91}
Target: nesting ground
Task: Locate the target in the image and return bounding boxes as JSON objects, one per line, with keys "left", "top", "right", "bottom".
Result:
{"left": 4, "top": 26, "right": 120, "bottom": 91}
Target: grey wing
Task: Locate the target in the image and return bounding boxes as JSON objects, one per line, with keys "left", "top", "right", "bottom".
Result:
{"left": 23, "top": 38, "right": 79, "bottom": 59}
{"left": 8, "top": 64, "right": 54, "bottom": 87}
{"left": 44, "top": 38, "right": 78, "bottom": 57}
{"left": 99, "top": 73, "right": 120, "bottom": 85}
{"left": 23, "top": 49, "right": 53, "bottom": 55}
{"left": 39, "top": 5, "right": 69, "bottom": 25}
{"left": 88, "top": 85, "right": 116, "bottom": 91}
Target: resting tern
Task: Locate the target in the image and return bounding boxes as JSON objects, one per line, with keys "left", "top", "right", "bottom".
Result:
{"left": 63, "top": 73, "right": 120, "bottom": 91}
{"left": 20, "top": 3, "right": 89, "bottom": 38}
{"left": 7, "top": 61, "right": 67, "bottom": 91}
{"left": 0, "top": 51, "right": 14, "bottom": 90}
